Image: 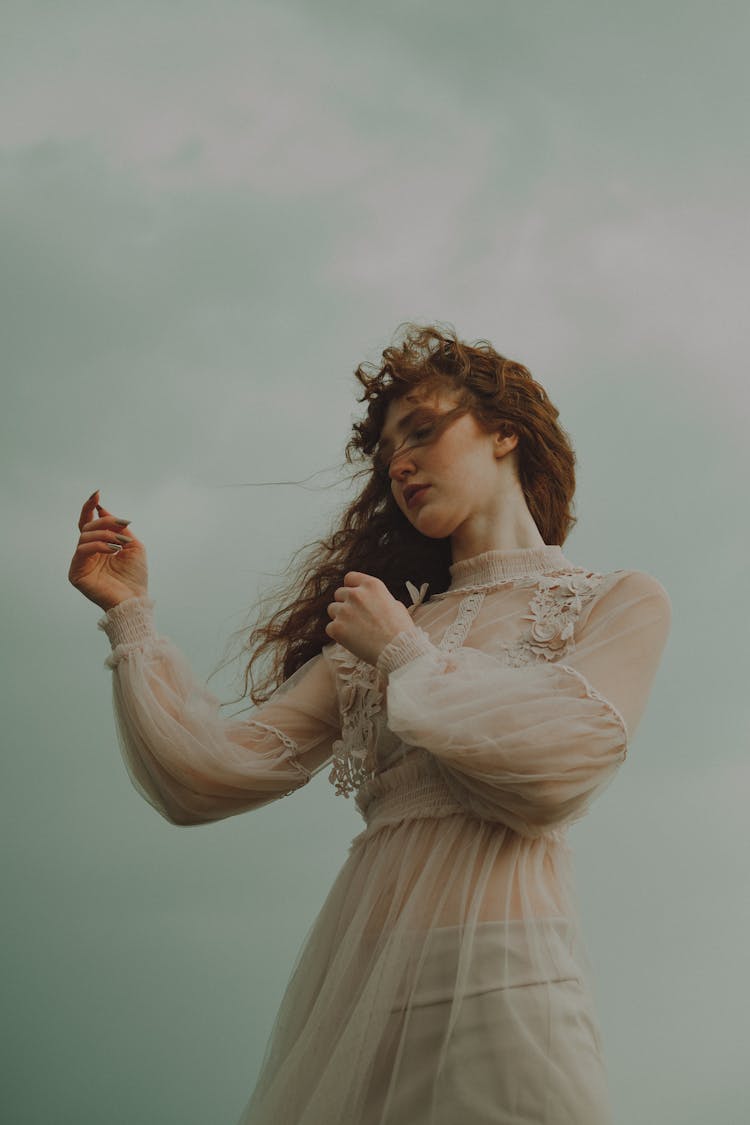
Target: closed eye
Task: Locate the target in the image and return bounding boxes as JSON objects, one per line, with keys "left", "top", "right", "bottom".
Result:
{"left": 380, "top": 426, "right": 434, "bottom": 474}
{"left": 373, "top": 404, "right": 469, "bottom": 480}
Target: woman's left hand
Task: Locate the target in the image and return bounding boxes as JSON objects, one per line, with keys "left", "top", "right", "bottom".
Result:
{"left": 325, "top": 572, "right": 417, "bottom": 666}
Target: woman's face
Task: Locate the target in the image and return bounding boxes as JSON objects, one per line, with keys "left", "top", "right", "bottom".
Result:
{"left": 376, "top": 385, "right": 518, "bottom": 541}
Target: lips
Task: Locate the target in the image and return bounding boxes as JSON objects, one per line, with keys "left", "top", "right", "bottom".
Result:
{"left": 405, "top": 485, "right": 430, "bottom": 508}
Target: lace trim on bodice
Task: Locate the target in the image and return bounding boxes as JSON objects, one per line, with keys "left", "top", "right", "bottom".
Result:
{"left": 437, "top": 591, "right": 486, "bottom": 651}
{"left": 325, "top": 647, "right": 385, "bottom": 798}
{"left": 327, "top": 587, "right": 486, "bottom": 798}
{"left": 428, "top": 563, "right": 591, "bottom": 601}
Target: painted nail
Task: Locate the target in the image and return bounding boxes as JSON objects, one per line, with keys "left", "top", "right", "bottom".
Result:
{"left": 108, "top": 544, "right": 122, "bottom": 553}
{"left": 116, "top": 519, "right": 131, "bottom": 527}
{"left": 115, "top": 534, "right": 130, "bottom": 544}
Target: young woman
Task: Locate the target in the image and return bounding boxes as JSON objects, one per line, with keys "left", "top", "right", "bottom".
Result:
{"left": 69, "top": 324, "right": 671, "bottom": 1124}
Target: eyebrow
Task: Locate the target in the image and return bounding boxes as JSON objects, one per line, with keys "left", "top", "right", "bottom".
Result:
{"left": 376, "top": 407, "right": 430, "bottom": 458}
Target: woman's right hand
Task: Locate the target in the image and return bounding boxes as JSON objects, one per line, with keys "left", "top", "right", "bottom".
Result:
{"left": 69, "top": 490, "right": 149, "bottom": 612}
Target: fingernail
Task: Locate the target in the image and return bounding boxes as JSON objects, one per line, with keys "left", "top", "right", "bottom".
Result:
{"left": 88, "top": 489, "right": 99, "bottom": 501}
{"left": 116, "top": 519, "right": 131, "bottom": 527}
{"left": 115, "top": 534, "right": 130, "bottom": 544}
{"left": 108, "top": 544, "right": 122, "bottom": 553}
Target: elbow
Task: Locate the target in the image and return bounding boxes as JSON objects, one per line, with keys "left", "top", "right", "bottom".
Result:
{"left": 153, "top": 792, "right": 270, "bottom": 826}
{"left": 151, "top": 801, "right": 203, "bottom": 826}
{"left": 161, "top": 808, "right": 207, "bottom": 827}
{"left": 145, "top": 792, "right": 211, "bottom": 827}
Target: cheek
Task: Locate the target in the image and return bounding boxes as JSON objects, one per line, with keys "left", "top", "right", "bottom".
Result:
{"left": 432, "top": 447, "right": 490, "bottom": 507}
{"left": 432, "top": 438, "right": 469, "bottom": 482}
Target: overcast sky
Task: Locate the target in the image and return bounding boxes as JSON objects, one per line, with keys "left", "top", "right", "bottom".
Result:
{"left": 3, "top": 2, "right": 748, "bottom": 1123}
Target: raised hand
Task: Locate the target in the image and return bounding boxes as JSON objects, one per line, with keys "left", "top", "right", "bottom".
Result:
{"left": 325, "top": 571, "right": 417, "bottom": 666}
{"left": 68, "top": 489, "right": 149, "bottom": 612}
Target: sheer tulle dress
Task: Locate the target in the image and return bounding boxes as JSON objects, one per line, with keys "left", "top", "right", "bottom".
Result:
{"left": 97, "top": 545, "right": 672, "bottom": 1124}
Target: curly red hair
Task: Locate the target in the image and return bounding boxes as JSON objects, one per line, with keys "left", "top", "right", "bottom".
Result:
{"left": 214, "top": 322, "right": 578, "bottom": 707}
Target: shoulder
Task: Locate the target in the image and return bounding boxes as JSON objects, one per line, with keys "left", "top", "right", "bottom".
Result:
{"left": 575, "top": 567, "right": 672, "bottom": 633}
{"left": 604, "top": 568, "right": 671, "bottom": 610}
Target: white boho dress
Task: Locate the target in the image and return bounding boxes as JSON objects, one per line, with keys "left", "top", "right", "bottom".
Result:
{"left": 97, "top": 544, "right": 672, "bottom": 1125}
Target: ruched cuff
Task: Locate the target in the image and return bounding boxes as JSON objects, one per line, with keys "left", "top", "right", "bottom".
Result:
{"left": 376, "top": 627, "right": 436, "bottom": 679}
{"left": 97, "top": 596, "right": 158, "bottom": 650}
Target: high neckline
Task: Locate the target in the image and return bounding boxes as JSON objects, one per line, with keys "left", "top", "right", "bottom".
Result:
{"left": 448, "top": 544, "right": 573, "bottom": 590}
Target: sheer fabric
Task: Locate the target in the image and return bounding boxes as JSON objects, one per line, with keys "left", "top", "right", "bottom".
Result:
{"left": 97, "top": 545, "right": 671, "bottom": 1124}
{"left": 96, "top": 596, "right": 337, "bottom": 825}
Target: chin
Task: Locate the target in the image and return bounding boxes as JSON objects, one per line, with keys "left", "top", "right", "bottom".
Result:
{"left": 407, "top": 510, "right": 455, "bottom": 539}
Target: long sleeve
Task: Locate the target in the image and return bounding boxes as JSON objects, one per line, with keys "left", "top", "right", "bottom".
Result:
{"left": 378, "top": 570, "right": 671, "bottom": 835}
{"left": 97, "top": 597, "right": 341, "bottom": 826}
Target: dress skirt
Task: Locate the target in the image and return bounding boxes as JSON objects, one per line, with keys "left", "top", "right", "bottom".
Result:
{"left": 235, "top": 781, "right": 615, "bottom": 1125}
{"left": 362, "top": 919, "right": 613, "bottom": 1125}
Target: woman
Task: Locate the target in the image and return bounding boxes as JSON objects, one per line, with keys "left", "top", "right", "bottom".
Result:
{"left": 69, "top": 324, "right": 671, "bottom": 1124}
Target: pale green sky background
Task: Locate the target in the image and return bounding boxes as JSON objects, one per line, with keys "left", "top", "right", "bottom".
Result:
{"left": 2, "top": 2, "right": 748, "bottom": 1123}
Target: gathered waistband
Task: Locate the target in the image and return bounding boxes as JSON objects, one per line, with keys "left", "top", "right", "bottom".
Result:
{"left": 350, "top": 751, "right": 568, "bottom": 848}
{"left": 356, "top": 765, "right": 466, "bottom": 835}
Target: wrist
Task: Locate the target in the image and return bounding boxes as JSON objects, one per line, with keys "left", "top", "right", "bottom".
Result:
{"left": 376, "top": 626, "right": 435, "bottom": 679}
{"left": 97, "top": 587, "right": 149, "bottom": 612}
{"left": 97, "top": 595, "right": 157, "bottom": 649}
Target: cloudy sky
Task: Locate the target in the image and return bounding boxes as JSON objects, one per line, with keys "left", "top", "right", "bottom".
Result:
{"left": 3, "top": 2, "right": 748, "bottom": 1122}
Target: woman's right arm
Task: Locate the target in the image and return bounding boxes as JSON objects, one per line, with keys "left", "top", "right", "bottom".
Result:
{"left": 98, "top": 596, "right": 340, "bottom": 826}
{"left": 69, "top": 491, "right": 340, "bottom": 826}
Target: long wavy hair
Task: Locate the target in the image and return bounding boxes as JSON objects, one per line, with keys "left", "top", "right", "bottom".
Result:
{"left": 216, "top": 322, "right": 578, "bottom": 708}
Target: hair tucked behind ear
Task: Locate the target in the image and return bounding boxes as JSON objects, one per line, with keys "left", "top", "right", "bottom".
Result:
{"left": 213, "top": 321, "right": 578, "bottom": 709}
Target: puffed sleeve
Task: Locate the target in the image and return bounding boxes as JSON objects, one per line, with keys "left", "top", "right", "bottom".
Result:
{"left": 377, "top": 571, "right": 671, "bottom": 836}
{"left": 97, "top": 596, "right": 340, "bottom": 826}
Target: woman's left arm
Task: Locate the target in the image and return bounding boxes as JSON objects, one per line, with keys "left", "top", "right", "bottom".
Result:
{"left": 379, "top": 570, "right": 672, "bottom": 835}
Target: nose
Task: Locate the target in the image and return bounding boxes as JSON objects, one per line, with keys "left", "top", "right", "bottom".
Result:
{"left": 388, "top": 447, "right": 417, "bottom": 482}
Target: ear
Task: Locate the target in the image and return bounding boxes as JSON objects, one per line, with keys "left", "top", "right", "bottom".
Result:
{"left": 494, "top": 428, "right": 519, "bottom": 456}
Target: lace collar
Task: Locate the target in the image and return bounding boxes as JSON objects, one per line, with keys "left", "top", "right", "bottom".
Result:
{"left": 448, "top": 544, "right": 574, "bottom": 590}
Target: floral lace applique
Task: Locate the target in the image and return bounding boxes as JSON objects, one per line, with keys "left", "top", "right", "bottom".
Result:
{"left": 500, "top": 569, "right": 607, "bottom": 667}
{"left": 327, "top": 648, "right": 382, "bottom": 797}
{"left": 327, "top": 578, "right": 430, "bottom": 798}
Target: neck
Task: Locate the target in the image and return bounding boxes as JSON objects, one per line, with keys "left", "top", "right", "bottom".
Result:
{"left": 449, "top": 512, "right": 547, "bottom": 566}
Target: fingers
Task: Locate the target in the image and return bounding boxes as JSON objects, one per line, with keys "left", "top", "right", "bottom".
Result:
{"left": 343, "top": 572, "right": 380, "bottom": 590}
{"left": 78, "top": 527, "right": 132, "bottom": 547}
{"left": 78, "top": 489, "right": 100, "bottom": 531}
{"left": 332, "top": 575, "right": 375, "bottom": 605}
{"left": 75, "top": 541, "right": 125, "bottom": 557}
{"left": 78, "top": 491, "right": 131, "bottom": 534}
{"left": 77, "top": 490, "right": 117, "bottom": 529}
{"left": 80, "top": 515, "right": 130, "bottom": 533}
